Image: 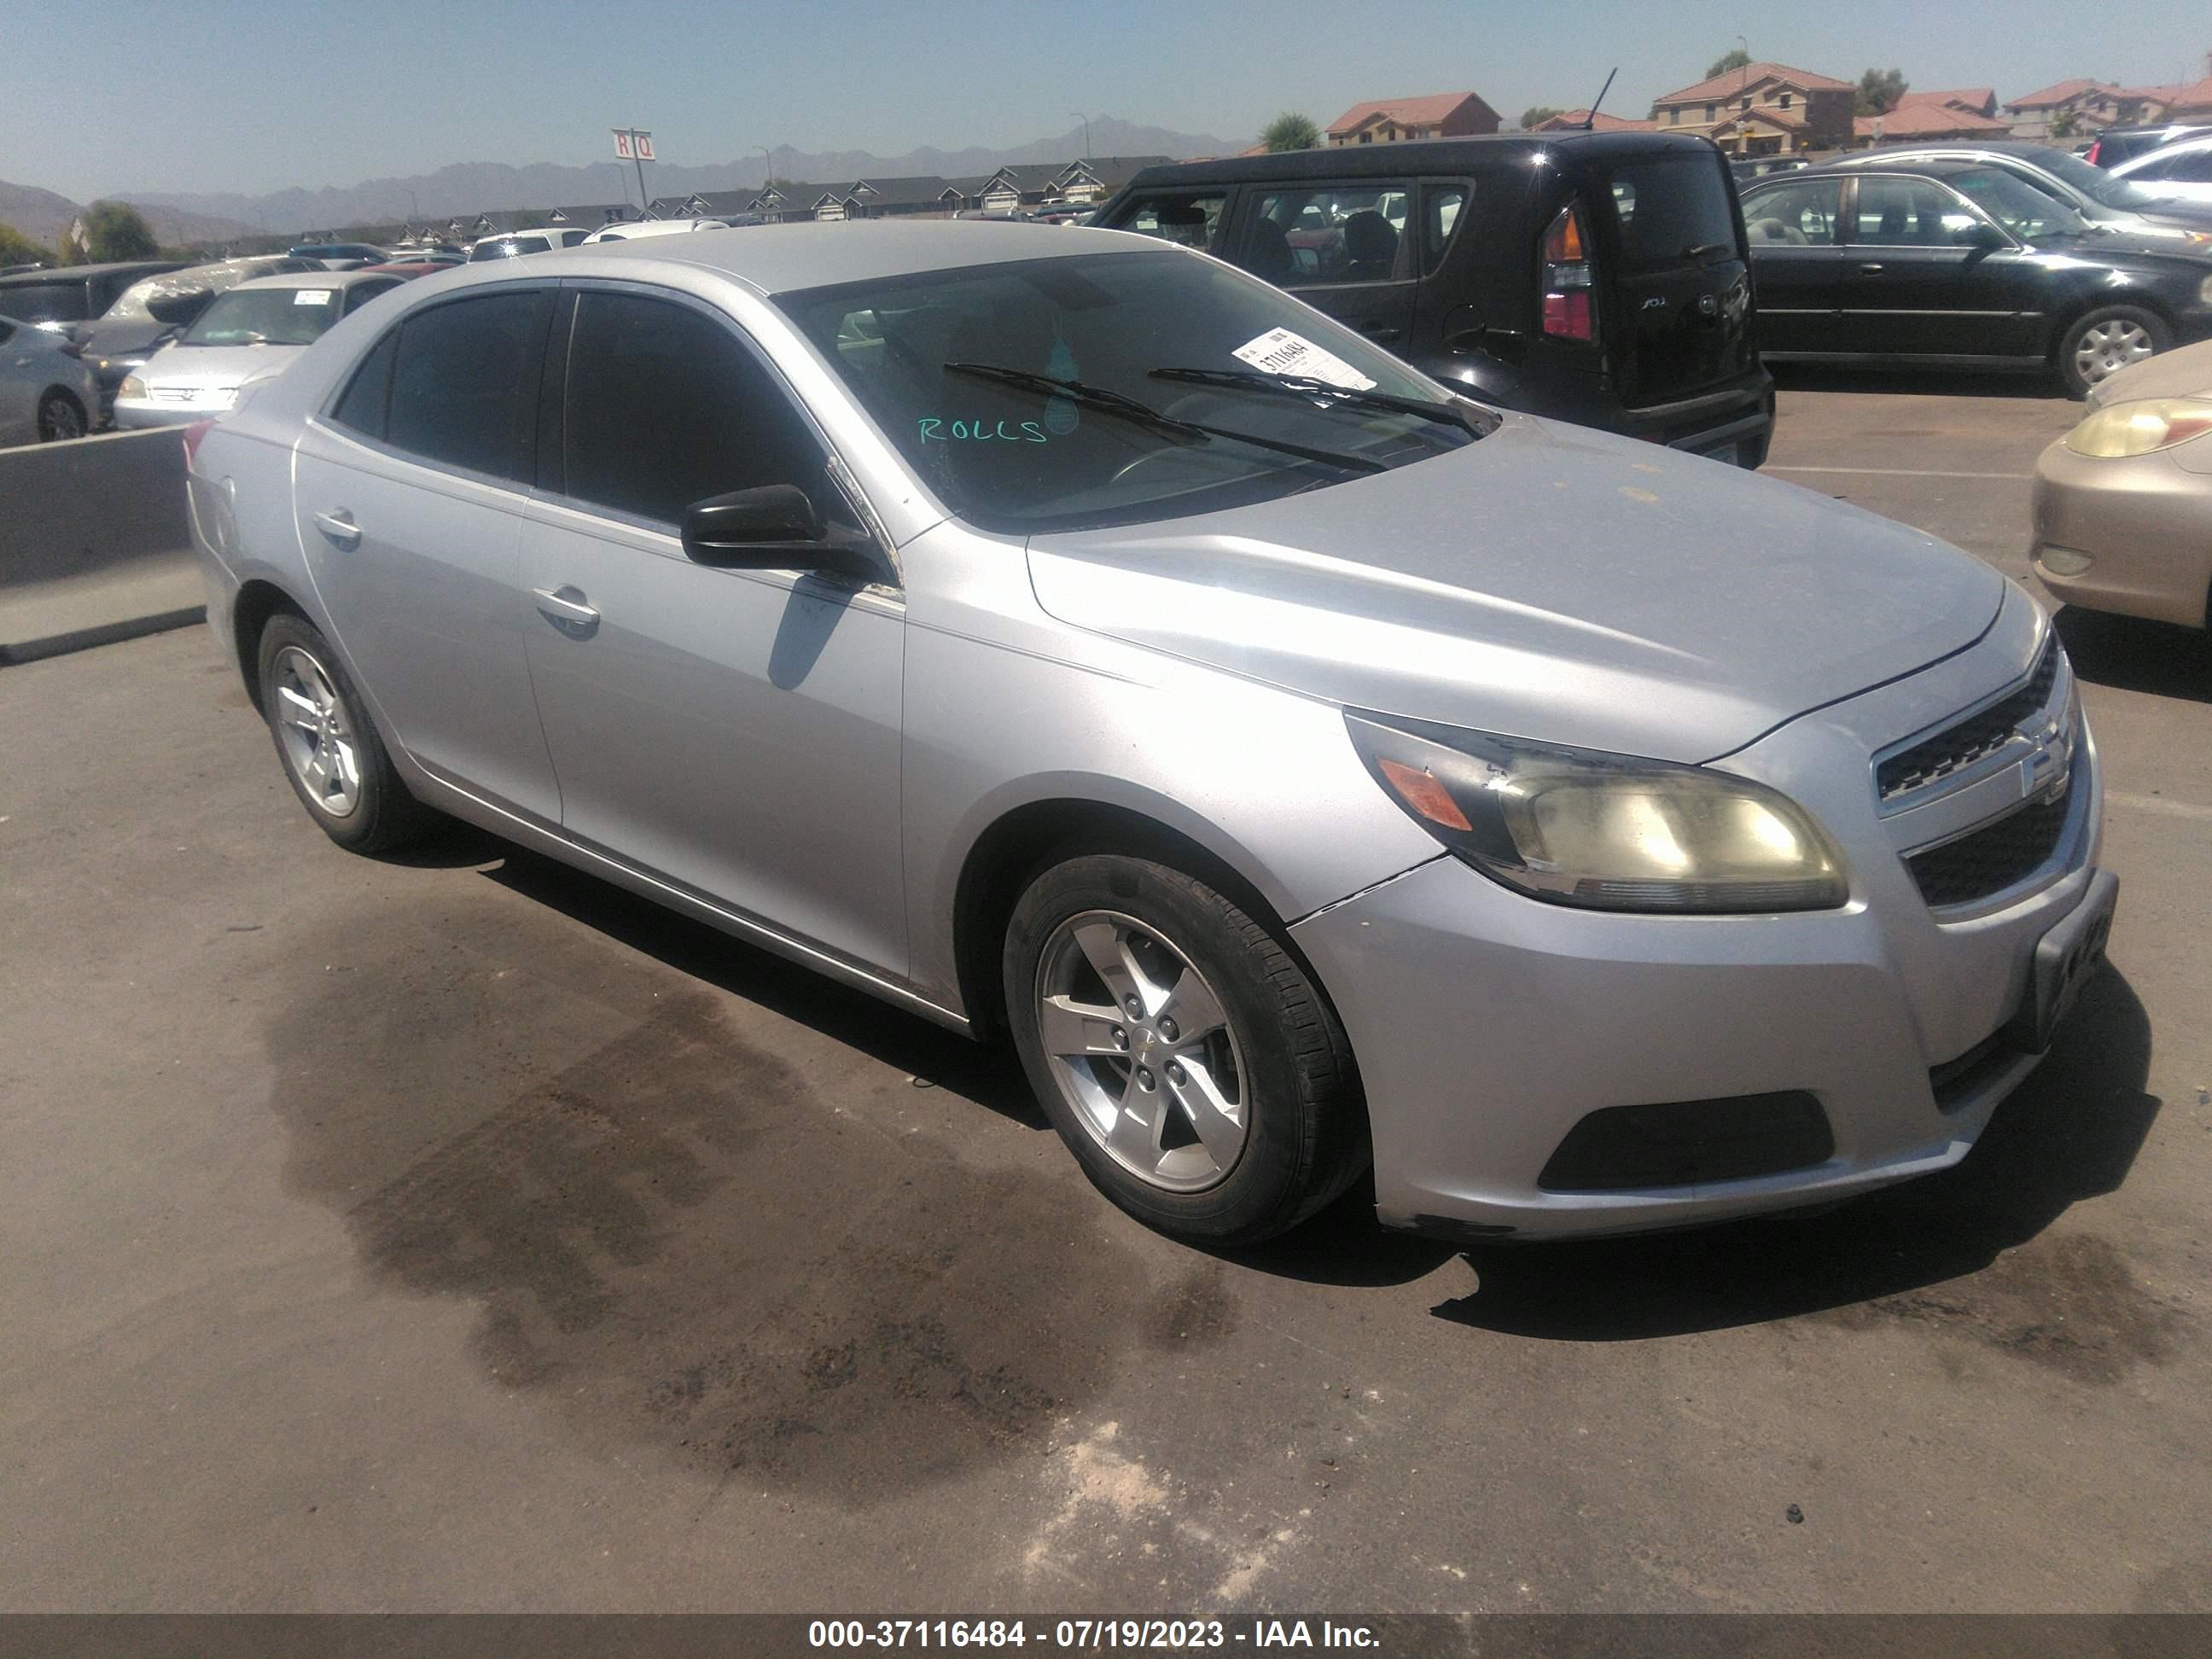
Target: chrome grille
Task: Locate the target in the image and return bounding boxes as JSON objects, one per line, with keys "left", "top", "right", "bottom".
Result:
{"left": 1877, "top": 642, "right": 2059, "bottom": 802}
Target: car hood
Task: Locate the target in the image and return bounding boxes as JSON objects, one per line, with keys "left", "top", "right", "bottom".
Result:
{"left": 139, "top": 341, "right": 307, "bottom": 391}
{"left": 81, "top": 320, "right": 176, "bottom": 358}
{"left": 1025, "top": 416, "right": 2004, "bottom": 763}
{"left": 2085, "top": 335, "right": 2212, "bottom": 406}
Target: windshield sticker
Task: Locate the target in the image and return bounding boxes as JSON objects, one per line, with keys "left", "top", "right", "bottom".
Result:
{"left": 919, "top": 418, "right": 1048, "bottom": 443}
{"left": 1230, "top": 327, "right": 1377, "bottom": 390}
{"left": 293, "top": 289, "right": 336, "bottom": 306}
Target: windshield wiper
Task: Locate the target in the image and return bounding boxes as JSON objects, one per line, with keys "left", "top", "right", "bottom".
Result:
{"left": 1683, "top": 241, "right": 1736, "bottom": 265}
{"left": 1145, "top": 367, "right": 1485, "bottom": 437}
{"left": 943, "top": 363, "right": 1386, "bottom": 475}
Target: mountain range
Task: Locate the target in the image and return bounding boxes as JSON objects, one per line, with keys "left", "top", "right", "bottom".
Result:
{"left": 0, "top": 178, "right": 260, "bottom": 251}
{"left": 100, "top": 116, "right": 1238, "bottom": 236}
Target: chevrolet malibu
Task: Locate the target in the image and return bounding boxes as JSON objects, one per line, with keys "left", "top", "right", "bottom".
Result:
{"left": 185, "top": 223, "right": 2116, "bottom": 1246}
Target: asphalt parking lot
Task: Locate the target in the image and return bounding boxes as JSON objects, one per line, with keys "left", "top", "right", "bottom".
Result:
{"left": 3, "top": 372, "right": 2210, "bottom": 1615}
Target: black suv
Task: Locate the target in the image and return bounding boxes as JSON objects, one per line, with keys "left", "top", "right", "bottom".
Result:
{"left": 1094, "top": 132, "right": 1773, "bottom": 468}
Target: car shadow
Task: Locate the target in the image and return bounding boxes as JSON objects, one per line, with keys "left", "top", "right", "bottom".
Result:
{"left": 475, "top": 842, "right": 1047, "bottom": 1130}
{"left": 1769, "top": 362, "right": 2066, "bottom": 401}
{"left": 2055, "top": 605, "right": 2212, "bottom": 706}
{"left": 1428, "top": 967, "right": 2158, "bottom": 1340}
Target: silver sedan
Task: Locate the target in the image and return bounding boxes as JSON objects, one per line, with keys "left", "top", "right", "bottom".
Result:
{"left": 0, "top": 311, "right": 97, "bottom": 445}
{"left": 185, "top": 223, "right": 2114, "bottom": 1247}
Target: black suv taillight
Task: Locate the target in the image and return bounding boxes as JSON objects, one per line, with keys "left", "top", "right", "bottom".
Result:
{"left": 1540, "top": 201, "right": 1598, "bottom": 345}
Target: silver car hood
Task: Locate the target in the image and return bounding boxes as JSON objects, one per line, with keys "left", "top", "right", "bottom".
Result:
{"left": 141, "top": 341, "right": 306, "bottom": 392}
{"left": 1026, "top": 416, "right": 2003, "bottom": 763}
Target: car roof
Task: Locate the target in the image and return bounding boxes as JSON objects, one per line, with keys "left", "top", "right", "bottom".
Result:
{"left": 540, "top": 219, "right": 1153, "bottom": 294}
{"left": 1118, "top": 130, "right": 1719, "bottom": 189}
{"left": 0, "top": 259, "right": 184, "bottom": 287}
{"left": 230, "top": 269, "right": 400, "bottom": 291}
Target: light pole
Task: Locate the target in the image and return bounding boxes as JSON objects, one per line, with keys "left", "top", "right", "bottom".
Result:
{"left": 1071, "top": 110, "right": 1092, "bottom": 158}
{"left": 759, "top": 144, "right": 775, "bottom": 186}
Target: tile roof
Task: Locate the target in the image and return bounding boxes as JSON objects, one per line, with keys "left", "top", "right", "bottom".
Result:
{"left": 1912, "top": 87, "right": 1997, "bottom": 115}
{"left": 1654, "top": 61, "right": 1854, "bottom": 105}
{"left": 1325, "top": 91, "right": 1494, "bottom": 136}
{"left": 1534, "top": 109, "right": 1657, "bottom": 131}
{"left": 2005, "top": 79, "right": 2116, "bottom": 109}
{"left": 1854, "top": 101, "right": 2012, "bottom": 138}
{"left": 1713, "top": 105, "right": 1809, "bottom": 131}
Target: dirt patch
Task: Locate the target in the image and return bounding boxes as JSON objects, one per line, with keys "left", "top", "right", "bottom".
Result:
{"left": 263, "top": 892, "right": 1237, "bottom": 1503}
{"left": 1819, "top": 1231, "right": 2186, "bottom": 1386}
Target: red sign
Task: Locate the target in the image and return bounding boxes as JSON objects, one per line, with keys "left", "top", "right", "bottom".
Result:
{"left": 633, "top": 131, "right": 655, "bottom": 161}
{"left": 613, "top": 129, "right": 634, "bottom": 160}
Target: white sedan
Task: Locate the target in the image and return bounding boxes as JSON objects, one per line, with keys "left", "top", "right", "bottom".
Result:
{"left": 2109, "top": 135, "right": 2212, "bottom": 207}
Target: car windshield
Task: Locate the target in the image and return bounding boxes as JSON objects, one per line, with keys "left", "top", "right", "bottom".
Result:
{"left": 777, "top": 248, "right": 1480, "bottom": 533}
{"left": 183, "top": 286, "right": 346, "bottom": 346}
{"left": 0, "top": 281, "right": 87, "bottom": 323}
{"left": 1945, "top": 169, "right": 2093, "bottom": 239}
{"left": 2025, "top": 148, "right": 2168, "bottom": 210}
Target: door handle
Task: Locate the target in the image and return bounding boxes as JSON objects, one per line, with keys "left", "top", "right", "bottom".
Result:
{"left": 533, "top": 585, "right": 601, "bottom": 637}
{"left": 1858, "top": 262, "right": 1885, "bottom": 273}
{"left": 311, "top": 509, "right": 361, "bottom": 549}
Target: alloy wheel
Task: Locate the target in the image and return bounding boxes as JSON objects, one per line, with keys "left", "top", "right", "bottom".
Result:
{"left": 271, "top": 645, "right": 363, "bottom": 818}
{"left": 1034, "top": 910, "right": 1249, "bottom": 1192}
{"left": 2073, "top": 318, "right": 2155, "bottom": 386}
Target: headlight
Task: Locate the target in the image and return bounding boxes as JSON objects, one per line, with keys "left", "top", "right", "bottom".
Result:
{"left": 1346, "top": 712, "right": 1848, "bottom": 913}
{"left": 2201, "top": 273, "right": 2212, "bottom": 304}
{"left": 2062, "top": 398, "right": 2212, "bottom": 458}
{"left": 119, "top": 375, "right": 148, "bottom": 399}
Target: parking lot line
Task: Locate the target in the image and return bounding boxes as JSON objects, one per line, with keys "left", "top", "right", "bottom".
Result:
{"left": 1766, "top": 466, "right": 2034, "bottom": 481}
{"left": 2109, "top": 790, "right": 2212, "bottom": 823}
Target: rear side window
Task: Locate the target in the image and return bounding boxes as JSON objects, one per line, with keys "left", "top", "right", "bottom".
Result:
{"left": 1745, "top": 178, "right": 1843, "bottom": 245}
{"left": 329, "top": 328, "right": 399, "bottom": 437}
{"left": 1246, "top": 183, "right": 1412, "bottom": 285}
{"left": 1602, "top": 156, "right": 1742, "bottom": 271}
{"left": 562, "top": 289, "right": 841, "bottom": 526}
{"left": 382, "top": 289, "right": 553, "bottom": 481}
{"left": 1422, "top": 184, "right": 1470, "bottom": 274}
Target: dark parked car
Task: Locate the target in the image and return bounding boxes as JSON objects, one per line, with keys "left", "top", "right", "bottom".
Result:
{"left": 1741, "top": 158, "right": 2212, "bottom": 396}
{"left": 2086, "top": 124, "right": 2210, "bottom": 170}
{"left": 1097, "top": 133, "right": 1773, "bottom": 467}
{"left": 0, "top": 260, "right": 187, "bottom": 338}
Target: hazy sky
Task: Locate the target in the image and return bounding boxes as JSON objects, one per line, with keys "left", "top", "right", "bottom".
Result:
{"left": 5, "top": 0, "right": 2209, "bottom": 200}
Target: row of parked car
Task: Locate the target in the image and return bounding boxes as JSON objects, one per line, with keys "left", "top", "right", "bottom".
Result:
{"left": 0, "top": 219, "right": 770, "bottom": 446}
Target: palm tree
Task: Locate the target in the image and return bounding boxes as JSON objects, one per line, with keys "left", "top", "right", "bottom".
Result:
{"left": 1260, "top": 112, "right": 1321, "bottom": 153}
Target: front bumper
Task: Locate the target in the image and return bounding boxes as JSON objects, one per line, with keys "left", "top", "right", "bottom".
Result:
{"left": 2030, "top": 434, "right": 2212, "bottom": 630}
{"left": 1290, "top": 612, "right": 2106, "bottom": 1241}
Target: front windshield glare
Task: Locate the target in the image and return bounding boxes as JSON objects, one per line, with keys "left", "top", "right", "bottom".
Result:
{"left": 776, "top": 248, "right": 1478, "bottom": 533}
{"left": 184, "top": 286, "right": 344, "bottom": 346}
{"left": 1948, "top": 169, "right": 2091, "bottom": 238}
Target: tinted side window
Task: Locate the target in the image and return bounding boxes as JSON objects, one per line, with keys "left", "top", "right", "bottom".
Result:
{"left": 329, "top": 326, "right": 399, "bottom": 439}
{"left": 386, "top": 288, "right": 553, "bottom": 481}
{"left": 2149, "top": 147, "right": 2212, "bottom": 182}
{"left": 1745, "top": 178, "right": 1843, "bottom": 246}
{"left": 1852, "top": 178, "right": 1976, "bottom": 245}
{"left": 562, "top": 289, "right": 843, "bottom": 527}
{"left": 1112, "top": 192, "right": 1228, "bottom": 252}
{"left": 1247, "top": 183, "right": 1412, "bottom": 285}
{"left": 1422, "top": 184, "right": 1470, "bottom": 275}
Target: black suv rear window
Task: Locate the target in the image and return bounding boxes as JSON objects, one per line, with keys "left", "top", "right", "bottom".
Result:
{"left": 1600, "top": 155, "right": 1741, "bottom": 272}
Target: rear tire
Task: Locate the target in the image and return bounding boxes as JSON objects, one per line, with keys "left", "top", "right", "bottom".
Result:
{"left": 1003, "top": 853, "right": 1367, "bottom": 1246}
{"left": 2058, "top": 306, "right": 2168, "bottom": 399}
{"left": 255, "top": 614, "right": 436, "bottom": 854}
{"left": 36, "top": 389, "right": 86, "bottom": 442}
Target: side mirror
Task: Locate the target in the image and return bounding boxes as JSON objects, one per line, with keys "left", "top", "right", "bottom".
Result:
{"left": 1959, "top": 221, "right": 2008, "bottom": 251}
{"left": 680, "top": 486, "right": 887, "bottom": 585}
{"left": 146, "top": 289, "right": 213, "bottom": 327}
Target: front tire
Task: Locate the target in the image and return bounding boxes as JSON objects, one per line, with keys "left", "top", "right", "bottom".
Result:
{"left": 255, "top": 614, "right": 435, "bottom": 854}
{"left": 2058, "top": 306, "right": 2167, "bottom": 399}
{"left": 1003, "top": 853, "right": 1366, "bottom": 1246}
{"left": 36, "top": 389, "right": 86, "bottom": 442}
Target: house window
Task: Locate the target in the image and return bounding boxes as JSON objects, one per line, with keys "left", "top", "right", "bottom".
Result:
{"left": 1741, "top": 96, "right": 1751, "bottom": 110}
{"left": 1780, "top": 93, "right": 1792, "bottom": 109}
{"left": 1705, "top": 104, "right": 1716, "bottom": 120}
{"left": 1359, "top": 131, "right": 1371, "bottom": 143}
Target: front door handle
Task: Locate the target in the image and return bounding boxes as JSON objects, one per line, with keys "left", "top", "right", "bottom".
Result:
{"left": 311, "top": 509, "right": 361, "bottom": 550}
{"left": 1363, "top": 323, "right": 1405, "bottom": 341}
{"left": 533, "top": 585, "right": 601, "bottom": 637}
{"left": 1858, "top": 262, "right": 1885, "bottom": 273}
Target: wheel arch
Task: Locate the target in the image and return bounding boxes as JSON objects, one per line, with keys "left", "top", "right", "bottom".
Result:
{"left": 949, "top": 792, "right": 1328, "bottom": 1040}
{"left": 230, "top": 578, "right": 310, "bottom": 713}
{"left": 2046, "top": 294, "right": 2173, "bottom": 367}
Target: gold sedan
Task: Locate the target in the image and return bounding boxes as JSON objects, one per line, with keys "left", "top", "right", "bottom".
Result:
{"left": 2033, "top": 339, "right": 2212, "bottom": 628}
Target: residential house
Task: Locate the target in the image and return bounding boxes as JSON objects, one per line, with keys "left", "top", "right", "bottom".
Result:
{"left": 1051, "top": 156, "right": 1173, "bottom": 203}
{"left": 1326, "top": 91, "right": 1500, "bottom": 146}
{"left": 549, "top": 203, "right": 638, "bottom": 228}
{"left": 1530, "top": 109, "right": 1656, "bottom": 132}
{"left": 2115, "top": 79, "right": 2212, "bottom": 123}
{"left": 1853, "top": 90, "right": 2011, "bottom": 146}
{"left": 1650, "top": 61, "right": 1854, "bottom": 154}
{"left": 2001, "top": 79, "right": 2138, "bottom": 137}
{"left": 973, "top": 164, "right": 1069, "bottom": 212}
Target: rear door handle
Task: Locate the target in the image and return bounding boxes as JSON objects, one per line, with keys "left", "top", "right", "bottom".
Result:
{"left": 533, "top": 585, "right": 601, "bottom": 637}
{"left": 311, "top": 509, "right": 361, "bottom": 549}
{"left": 1858, "top": 262, "right": 1885, "bottom": 273}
